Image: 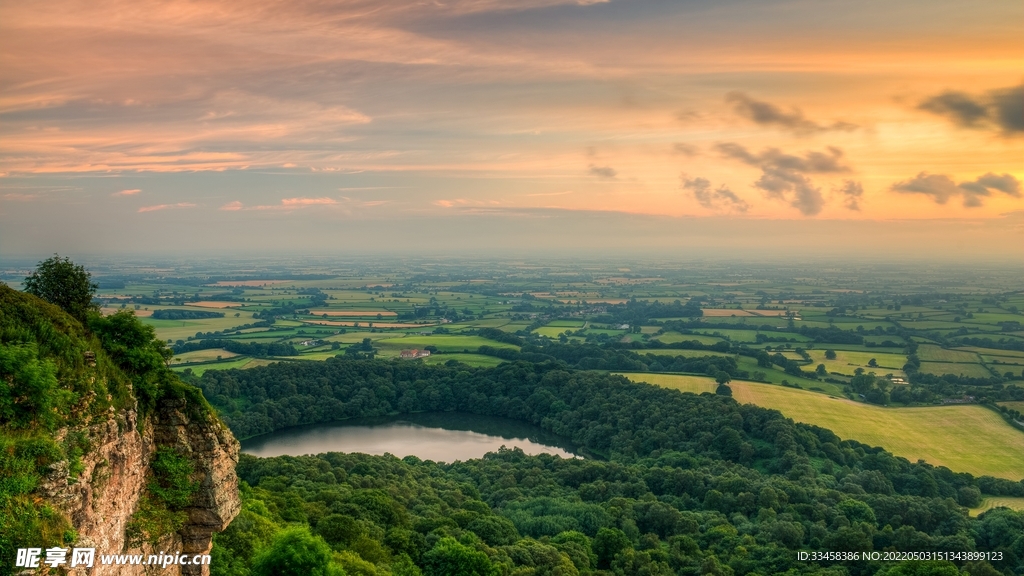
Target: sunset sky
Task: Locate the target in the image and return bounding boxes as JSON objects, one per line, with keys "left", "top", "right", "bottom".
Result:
{"left": 1, "top": 0, "right": 1022, "bottom": 258}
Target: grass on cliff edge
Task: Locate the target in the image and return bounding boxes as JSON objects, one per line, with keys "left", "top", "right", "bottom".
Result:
{"left": 618, "top": 372, "right": 1024, "bottom": 481}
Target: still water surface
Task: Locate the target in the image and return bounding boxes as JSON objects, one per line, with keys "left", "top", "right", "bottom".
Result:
{"left": 241, "top": 412, "right": 581, "bottom": 462}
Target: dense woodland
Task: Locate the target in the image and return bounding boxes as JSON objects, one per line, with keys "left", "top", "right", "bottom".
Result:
{"left": 192, "top": 358, "right": 1024, "bottom": 575}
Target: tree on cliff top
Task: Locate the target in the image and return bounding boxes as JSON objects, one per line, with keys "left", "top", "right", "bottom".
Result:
{"left": 24, "top": 254, "right": 98, "bottom": 322}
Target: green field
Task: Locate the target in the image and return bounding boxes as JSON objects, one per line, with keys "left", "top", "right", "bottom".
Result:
{"left": 142, "top": 316, "right": 251, "bottom": 340}
{"left": 917, "top": 345, "right": 982, "bottom": 363}
{"left": 533, "top": 326, "right": 575, "bottom": 338}
{"left": 919, "top": 362, "right": 993, "bottom": 379}
{"left": 653, "top": 332, "right": 722, "bottom": 345}
{"left": 807, "top": 349, "right": 906, "bottom": 376}
{"left": 375, "top": 334, "right": 519, "bottom": 353}
{"left": 421, "top": 353, "right": 506, "bottom": 367}
{"left": 170, "top": 348, "right": 239, "bottom": 364}
{"left": 969, "top": 497, "right": 1024, "bottom": 517}
{"left": 171, "top": 356, "right": 254, "bottom": 375}
{"left": 618, "top": 373, "right": 1024, "bottom": 480}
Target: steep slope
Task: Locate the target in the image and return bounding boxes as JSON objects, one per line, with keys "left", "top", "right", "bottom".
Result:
{"left": 0, "top": 285, "right": 239, "bottom": 575}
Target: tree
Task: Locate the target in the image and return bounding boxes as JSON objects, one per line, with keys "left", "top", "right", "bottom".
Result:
{"left": 816, "top": 364, "right": 828, "bottom": 377}
{"left": 825, "top": 349, "right": 837, "bottom": 360}
{"left": 422, "top": 537, "right": 495, "bottom": 576}
{"left": 868, "top": 358, "right": 878, "bottom": 367}
{"left": 714, "top": 371, "right": 732, "bottom": 386}
{"left": 592, "top": 528, "right": 630, "bottom": 569}
{"left": 23, "top": 254, "right": 98, "bottom": 321}
{"left": 715, "top": 383, "right": 733, "bottom": 397}
{"left": 251, "top": 527, "right": 342, "bottom": 576}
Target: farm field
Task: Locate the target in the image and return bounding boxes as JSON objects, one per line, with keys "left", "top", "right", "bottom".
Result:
{"left": 421, "top": 353, "right": 505, "bottom": 367}
{"left": 171, "top": 356, "right": 254, "bottom": 375}
{"left": 142, "top": 316, "right": 252, "bottom": 340}
{"left": 653, "top": 332, "right": 722, "bottom": 345}
{"left": 619, "top": 373, "right": 1024, "bottom": 480}
{"left": 916, "top": 345, "right": 982, "bottom": 363}
{"left": 919, "top": 362, "right": 993, "bottom": 379}
{"left": 374, "top": 334, "right": 519, "bottom": 353}
{"left": 170, "top": 348, "right": 239, "bottom": 364}
{"left": 533, "top": 326, "right": 576, "bottom": 338}
{"left": 807, "top": 349, "right": 906, "bottom": 376}
{"left": 968, "top": 497, "right": 1024, "bottom": 517}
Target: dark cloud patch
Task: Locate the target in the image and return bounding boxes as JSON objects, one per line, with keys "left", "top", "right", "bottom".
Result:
{"left": 681, "top": 175, "right": 749, "bottom": 213}
{"left": 918, "top": 92, "right": 989, "bottom": 127}
{"left": 991, "top": 84, "right": 1024, "bottom": 133}
{"left": 726, "top": 92, "right": 857, "bottom": 135}
{"left": 672, "top": 143, "right": 698, "bottom": 156}
{"left": 836, "top": 180, "right": 864, "bottom": 211}
{"left": 917, "top": 83, "right": 1024, "bottom": 135}
{"left": 588, "top": 164, "right": 617, "bottom": 179}
{"left": 892, "top": 172, "right": 1021, "bottom": 208}
{"left": 716, "top": 143, "right": 851, "bottom": 216}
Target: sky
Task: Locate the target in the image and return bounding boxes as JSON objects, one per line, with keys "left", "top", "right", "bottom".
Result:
{"left": 1, "top": 0, "right": 1022, "bottom": 259}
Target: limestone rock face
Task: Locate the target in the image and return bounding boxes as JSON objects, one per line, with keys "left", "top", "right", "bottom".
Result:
{"left": 39, "top": 399, "right": 239, "bottom": 576}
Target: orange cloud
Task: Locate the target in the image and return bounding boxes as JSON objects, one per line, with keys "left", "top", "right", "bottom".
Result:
{"left": 112, "top": 188, "right": 141, "bottom": 196}
{"left": 138, "top": 202, "right": 196, "bottom": 213}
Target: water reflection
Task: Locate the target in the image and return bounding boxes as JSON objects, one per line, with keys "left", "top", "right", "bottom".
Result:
{"left": 241, "top": 412, "right": 582, "bottom": 462}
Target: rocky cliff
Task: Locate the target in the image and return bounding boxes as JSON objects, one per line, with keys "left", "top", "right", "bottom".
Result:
{"left": 0, "top": 286, "right": 239, "bottom": 576}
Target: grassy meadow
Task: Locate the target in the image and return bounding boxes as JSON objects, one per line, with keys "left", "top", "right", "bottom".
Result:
{"left": 619, "top": 372, "right": 1024, "bottom": 480}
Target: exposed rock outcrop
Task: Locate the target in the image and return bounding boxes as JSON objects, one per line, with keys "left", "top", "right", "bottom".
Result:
{"left": 37, "top": 400, "right": 239, "bottom": 576}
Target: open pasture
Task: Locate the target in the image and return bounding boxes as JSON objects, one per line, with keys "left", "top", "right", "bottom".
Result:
{"left": 533, "top": 326, "right": 576, "bottom": 338}
{"left": 171, "top": 356, "right": 254, "bottom": 375}
{"left": 807, "top": 350, "right": 906, "bottom": 376}
{"left": 917, "top": 345, "right": 981, "bottom": 363}
{"left": 374, "top": 334, "right": 519, "bottom": 353}
{"left": 969, "top": 497, "right": 1024, "bottom": 517}
{"left": 421, "top": 353, "right": 506, "bottom": 367}
{"left": 964, "top": 347, "right": 1024, "bottom": 358}
{"left": 302, "top": 320, "right": 426, "bottom": 329}
{"left": 652, "top": 332, "right": 721, "bottom": 345}
{"left": 701, "top": 308, "right": 755, "bottom": 317}
{"left": 142, "top": 315, "right": 252, "bottom": 341}
{"left": 309, "top": 310, "right": 398, "bottom": 317}
{"left": 619, "top": 373, "right": 1024, "bottom": 480}
{"left": 919, "top": 362, "right": 993, "bottom": 379}
{"left": 171, "top": 348, "right": 239, "bottom": 364}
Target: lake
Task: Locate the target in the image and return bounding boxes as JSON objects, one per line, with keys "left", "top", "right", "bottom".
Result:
{"left": 241, "top": 412, "right": 583, "bottom": 462}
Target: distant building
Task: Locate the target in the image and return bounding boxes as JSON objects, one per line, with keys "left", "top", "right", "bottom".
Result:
{"left": 400, "top": 349, "right": 431, "bottom": 359}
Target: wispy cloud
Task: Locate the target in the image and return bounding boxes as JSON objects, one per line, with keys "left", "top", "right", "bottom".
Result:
{"left": 3, "top": 193, "right": 37, "bottom": 201}
{"left": 681, "top": 175, "right": 749, "bottom": 213}
{"left": 138, "top": 202, "right": 196, "bottom": 213}
{"left": 112, "top": 188, "right": 141, "bottom": 196}
{"left": 892, "top": 172, "right": 1021, "bottom": 208}
{"left": 219, "top": 196, "right": 387, "bottom": 211}
{"left": 726, "top": 92, "right": 857, "bottom": 135}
